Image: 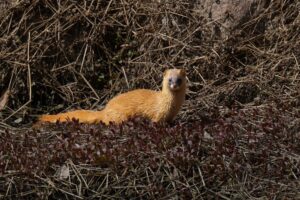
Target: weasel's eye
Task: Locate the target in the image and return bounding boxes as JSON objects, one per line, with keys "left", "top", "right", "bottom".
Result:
{"left": 176, "top": 78, "right": 182, "bottom": 85}
{"left": 168, "top": 78, "right": 172, "bottom": 83}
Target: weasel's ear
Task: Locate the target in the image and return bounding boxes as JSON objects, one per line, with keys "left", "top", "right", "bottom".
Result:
{"left": 180, "top": 69, "right": 186, "bottom": 76}
{"left": 163, "top": 69, "right": 168, "bottom": 77}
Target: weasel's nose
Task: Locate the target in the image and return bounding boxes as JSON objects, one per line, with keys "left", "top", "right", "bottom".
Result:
{"left": 170, "top": 83, "right": 176, "bottom": 89}
{"left": 168, "top": 77, "right": 181, "bottom": 89}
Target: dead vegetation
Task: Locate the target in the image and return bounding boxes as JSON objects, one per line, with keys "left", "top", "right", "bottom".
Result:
{"left": 0, "top": 0, "right": 300, "bottom": 199}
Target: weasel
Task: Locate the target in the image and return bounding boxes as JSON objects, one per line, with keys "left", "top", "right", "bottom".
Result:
{"left": 38, "top": 68, "right": 186, "bottom": 125}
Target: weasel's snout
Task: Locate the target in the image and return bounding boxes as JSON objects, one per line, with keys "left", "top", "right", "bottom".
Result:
{"left": 168, "top": 77, "right": 183, "bottom": 90}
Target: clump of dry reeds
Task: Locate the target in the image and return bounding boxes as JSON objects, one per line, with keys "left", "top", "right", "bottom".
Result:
{"left": 0, "top": 0, "right": 299, "bottom": 123}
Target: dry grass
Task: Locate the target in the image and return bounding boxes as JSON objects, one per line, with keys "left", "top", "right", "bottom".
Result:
{"left": 0, "top": 0, "right": 300, "bottom": 199}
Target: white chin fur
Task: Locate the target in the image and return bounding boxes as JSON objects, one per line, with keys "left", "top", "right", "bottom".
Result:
{"left": 170, "top": 85, "right": 179, "bottom": 90}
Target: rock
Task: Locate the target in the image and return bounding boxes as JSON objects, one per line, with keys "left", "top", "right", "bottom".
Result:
{"left": 196, "top": 0, "right": 269, "bottom": 38}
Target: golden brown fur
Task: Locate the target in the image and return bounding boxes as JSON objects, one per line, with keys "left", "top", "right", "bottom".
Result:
{"left": 38, "top": 69, "right": 186, "bottom": 125}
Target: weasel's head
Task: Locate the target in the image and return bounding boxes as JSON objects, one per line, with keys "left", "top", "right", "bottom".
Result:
{"left": 163, "top": 68, "right": 186, "bottom": 92}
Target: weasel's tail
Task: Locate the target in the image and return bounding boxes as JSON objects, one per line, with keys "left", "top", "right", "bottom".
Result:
{"left": 39, "top": 110, "right": 105, "bottom": 124}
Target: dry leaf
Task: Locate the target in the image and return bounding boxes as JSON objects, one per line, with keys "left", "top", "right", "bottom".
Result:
{"left": 56, "top": 164, "right": 70, "bottom": 180}
{"left": 0, "top": 89, "right": 10, "bottom": 111}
